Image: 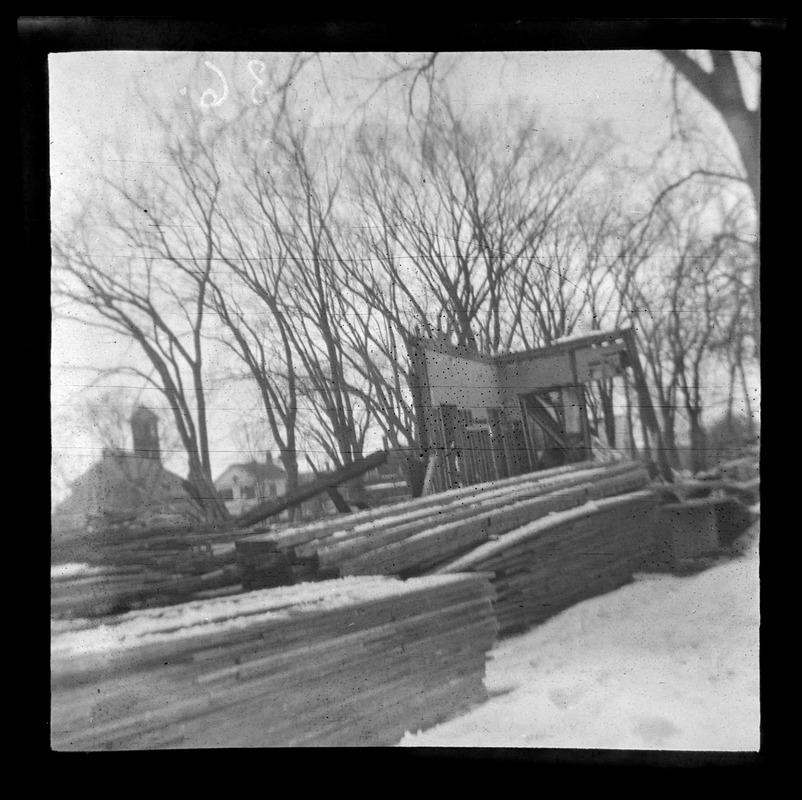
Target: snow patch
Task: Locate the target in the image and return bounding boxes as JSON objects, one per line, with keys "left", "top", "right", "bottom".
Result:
{"left": 400, "top": 527, "right": 760, "bottom": 751}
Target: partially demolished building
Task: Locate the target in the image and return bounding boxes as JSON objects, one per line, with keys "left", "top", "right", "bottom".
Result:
{"left": 409, "top": 327, "right": 669, "bottom": 493}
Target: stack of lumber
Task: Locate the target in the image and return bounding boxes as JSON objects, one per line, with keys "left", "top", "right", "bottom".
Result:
{"left": 54, "top": 524, "right": 258, "bottom": 571}
{"left": 51, "top": 561, "right": 246, "bottom": 619}
{"left": 51, "top": 573, "right": 497, "bottom": 749}
{"left": 432, "top": 490, "right": 659, "bottom": 635}
{"left": 646, "top": 495, "right": 756, "bottom": 573}
{"left": 51, "top": 526, "right": 270, "bottom": 619}
{"left": 236, "top": 460, "right": 651, "bottom": 588}
{"left": 362, "top": 479, "right": 411, "bottom": 507}
{"left": 658, "top": 450, "right": 760, "bottom": 505}
{"left": 654, "top": 477, "right": 760, "bottom": 506}
{"left": 646, "top": 449, "right": 759, "bottom": 573}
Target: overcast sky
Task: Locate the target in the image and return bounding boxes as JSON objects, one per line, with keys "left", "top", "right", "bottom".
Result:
{"left": 49, "top": 50, "right": 757, "bottom": 492}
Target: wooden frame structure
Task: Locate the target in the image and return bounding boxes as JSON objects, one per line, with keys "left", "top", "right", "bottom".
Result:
{"left": 409, "top": 328, "right": 670, "bottom": 493}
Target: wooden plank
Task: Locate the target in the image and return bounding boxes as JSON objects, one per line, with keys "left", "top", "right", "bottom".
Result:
{"left": 51, "top": 573, "right": 498, "bottom": 749}
{"left": 421, "top": 452, "right": 439, "bottom": 496}
{"left": 435, "top": 490, "right": 656, "bottom": 574}
{"left": 332, "top": 461, "right": 644, "bottom": 558}
{"left": 245, "top": 460, "right": 630, "bottom": 554}
{"left": 232, "top": 450, "right": 388, "bottom": 528}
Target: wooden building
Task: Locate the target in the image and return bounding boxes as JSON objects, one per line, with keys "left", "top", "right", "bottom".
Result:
{"left": 51, "top": 407, "right": 199, "bottom": 539}
{"left": 214, "top": 453, "right": 288, "bottom": 516}
{"left": 409, "top": 327, "right": 666, "bottom": 493}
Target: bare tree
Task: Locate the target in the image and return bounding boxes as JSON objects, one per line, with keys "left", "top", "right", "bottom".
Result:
{"left": 64, "top": 387, "right": 181, "bottom": 456}
{"left": 351, "top": 106, "right": 609, "bottom": 357}
{"left": 659, "top": 51, "right": 759, "bottom": 206}
{"left": 208, "top": 200, "right": 303, "bottom": 505}
{"left": 617, "top": 178, "right": 750, "bottom": 473}
{"left": 72, "top": 389, "right": 135, "bottom": 453}
{"left": 225, "top": 120, "right": 374, "bottom": 469}
{"left": 658, "top": 49, "right": 760, "bottom": 358}
{"left": 52, "top": 113, "right": 232, "bottom": 521}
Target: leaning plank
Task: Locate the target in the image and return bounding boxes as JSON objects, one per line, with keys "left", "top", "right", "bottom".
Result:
{"left": 232, "top": 450, "right": 388, "bottom": 528}
{"left": 435, "top": 491, "right": 655, "bottom": 574}
{"left": 312, "top": 462, "right": 645, "bottom": 566}
{"left": 238, "top": 459, "right": 600, "bottom": 550}
{"left": 336, "top": 466, "right": 649, "bottom": 576}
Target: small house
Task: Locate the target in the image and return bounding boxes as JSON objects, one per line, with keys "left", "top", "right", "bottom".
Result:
{"left": 214, "top": 453, "right": 287, "bottom": 516}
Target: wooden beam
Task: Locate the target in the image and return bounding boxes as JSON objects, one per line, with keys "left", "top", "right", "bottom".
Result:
{"left": 326, "top": 486, "right": 352, "bottom": 514}
{"left": 493, "top": 327, "right": 629, "bottom": 365}
{"left": 233, "top": 450, "right": 388, "bottom": 529}
{"left": 622, "top": 329, "right": 674, "bottom": 482}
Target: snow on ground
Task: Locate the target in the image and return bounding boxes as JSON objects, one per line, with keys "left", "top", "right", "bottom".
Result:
{"left": 400, "top": 520, "right": 760, "bottom": 751}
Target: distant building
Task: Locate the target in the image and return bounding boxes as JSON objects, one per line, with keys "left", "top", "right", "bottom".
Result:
{"left": 214, "top": 453, "right": 287, "bottom": 516}
{"left": 51, "top": 406, "right": 199, "bottom": 538}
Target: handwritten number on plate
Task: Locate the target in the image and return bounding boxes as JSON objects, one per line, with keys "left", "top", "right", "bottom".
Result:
{"left": 200, "top": 61, "right": 229, "bottom": 108}
{"left": 248, "top": 60, "right": 269, "bottom": 105}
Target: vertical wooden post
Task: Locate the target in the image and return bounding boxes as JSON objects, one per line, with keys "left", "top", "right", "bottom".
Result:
{"left": 519, "top": 395, "right": 538, "bottom": 472}
{"left": 407, "top": 334, "right": 437, "bottom": 496}
{"left": 407, "top": 335, "right": 431, "bottom": 456}
{"left": 421, "top": 452, "right": 439, "bottom": 496}
{"left": 622, "top": 328, "right": 673, "bottom": 482}
{"left": 568, "top": 348, "right": 592, "bottom": 461}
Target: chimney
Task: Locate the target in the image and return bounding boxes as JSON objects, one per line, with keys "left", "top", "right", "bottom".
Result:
{"left": 131, "top": 406, "right": 160, "bottom": 461}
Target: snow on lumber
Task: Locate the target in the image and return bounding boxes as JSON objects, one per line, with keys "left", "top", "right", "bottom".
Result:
{"left": 240, "top": 460, "right": 598, "bottom": 548}
{"left": 52, "top": 574, "right": 476, "bottom": 658}
{"left": 318, "top": 463, "right": 646, "bottom": 564}
{"left": 51, "top": 525, "right": 269, "bottom": 619}
{"left": 337, "top": 472, "right": 649, "bottom": 577}
{"left": 236, "top": 461, "right": 649, "bottom": 588}
{"left": 51, "top": 572, "right": 499, "bottom": 749}
{"left": 51, "top": 563, "right": 109, "bottom": 581}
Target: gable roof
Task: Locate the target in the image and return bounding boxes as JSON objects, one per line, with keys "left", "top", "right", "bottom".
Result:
{"left": 217, "top": 460, "right": 287, "bottom": 482}
{"left": 52, "top": 449, "right": 198, "bottom": 524}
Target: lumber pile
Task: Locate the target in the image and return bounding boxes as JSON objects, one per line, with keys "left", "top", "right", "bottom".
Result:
{"left": 656, "top": 448, "right": 760, "bottom": 505}
{"left": 654, "top": 477, "right": 760, "bottom": 506}
{"left": 51, "top": 573, "right": 498, "bottom": 749}
{"left": 50, "top": 526, "right": 269, "bottom": 619}
{"left": 646, "top": 495, "right": 756, "bottom": 573}
{"left": 236, "top": 460, "right": 651, "bottom": 589}
{"left": 432, "top": 490, "right": 659, "bottom": 635}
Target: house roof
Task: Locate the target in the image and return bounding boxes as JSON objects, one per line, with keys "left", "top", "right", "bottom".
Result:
{"left": 53, "top": 449, "right": 198, "bottom": 523}
{"left": 218, "top": 460, "right": 287, "bottom": 482}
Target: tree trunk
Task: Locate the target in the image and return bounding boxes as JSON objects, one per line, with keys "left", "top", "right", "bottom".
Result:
{"left": 658, "top": 50, "right": 760, "bottom": 360}
{"left": 688, "top": 410, "right": 708, "bottom": 474}
{"left": 187, "top": 465, "right": 230, "bottom": 523}
{"left": 622, "top": 372, "right": 638, "bottom": 458}
{"left": 280, "top": 448, "right": 300, "bottom": 522}
{"left": 404, "top": 451, "right": 427, "bottom": 498}
{"left": 739, "top": 361, "right": 756, "bottom": 438}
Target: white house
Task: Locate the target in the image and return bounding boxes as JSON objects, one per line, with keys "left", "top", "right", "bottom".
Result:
{"left": 214, "top": 453, "right": 287, "bottom": 516}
